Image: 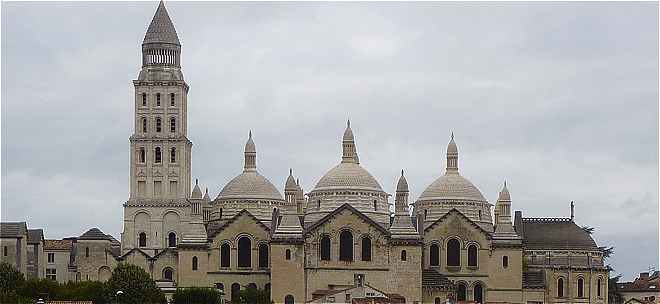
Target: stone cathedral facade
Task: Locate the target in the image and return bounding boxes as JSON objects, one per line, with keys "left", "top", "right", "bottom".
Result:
{"left": 0, "top": 2, "right": 610, "bottom": 304}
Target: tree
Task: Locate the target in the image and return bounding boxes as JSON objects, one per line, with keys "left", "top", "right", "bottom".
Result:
{"left": 172, "top": 287, "right": 222, "bottom": 304}
{"left": 18, "top": 278, "right": 60, "bottom": 301}
{"left": 0, "top": 262, "right": 25, "bottom": 291}
{"left": 237, "top": 287, "right": 270, "bottom": 304}
{"left": 608, "top": 274, "right": 624, "bottom": 304}
{"left": 106, "top": 263, "right": 165, "bottom": 304}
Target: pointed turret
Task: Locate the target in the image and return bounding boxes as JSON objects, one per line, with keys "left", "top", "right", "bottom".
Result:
{"left": 141, "top": 1, "right": 182, "bottom": 69}
{"left": 493, "top": 181, "right": 520, "bottom": 240}
{"left": 284, "top": 169, "right": 299, "bottom": 212}
{"left": 341, "top": 120, "right": 357, "bottom": 164}
{"left": 296, "top": 178, "right": 306, "bottom": 214}
{"left": 203, "top": 187, "right": 210, "bottom": 201}
{"left": 446, "top": 132, "right": 459, "bottom": 174}
{"left": 244, "top": 131, "right": 257, "bottom": 172}
{"left": 191, "top": 178, "right": 202, "bottom": 199}
{"left": 390, "top": 170, "right": 420, "bottom": 239}
{"left": 143, "top": 1, "right": 180, "bottom": 45}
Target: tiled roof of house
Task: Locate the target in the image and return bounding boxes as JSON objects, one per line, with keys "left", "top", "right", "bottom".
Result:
{"left": 78, "top": 228, "right": 110, "bottom": 240}
{"left": 44, "top": 239, "right": 73, "bottom": 251}
{"left": 27, "top": 229, "right": 44, "bottom": 244}
{"left": 0, "top": 222, "right": 27, "bottom": 238}
{"left": 520, "top": 218, "right": 598, "bottom": 250}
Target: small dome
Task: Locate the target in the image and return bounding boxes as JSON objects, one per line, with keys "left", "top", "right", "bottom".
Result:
{"left": 245, "top": 131, "right": 256, "bottom": 153}
{"left": 498, "top": 182, "right": 511, "bottom": 201}
{"left": 191, "top": 179, "right": 203, "bottom": 199}
{"left": 396, "top": 170, "right": 409, "bottom": 192}
{"left": 285, "top": 169, "right": 298, "bottom": 192}
{"left": 418, "top": 173, "right": 486, "bottom": 202}
{"left": 314, "top": 162, "right": 383, "bottom": 191}
{"left": 217, "top": 171, "right": 283, "bottom": 201}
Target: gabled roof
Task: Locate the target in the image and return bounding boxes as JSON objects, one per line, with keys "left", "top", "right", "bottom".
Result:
{"left": 79, "top": 228, "right": 110, "bottom": 241}
{"left": 27, "top": 229, "right": 44, "bottom": 244}
{"left": 423, "top": 208, "right": 492, "bottom": 238}
{"left": 118, "top": 247, "right": 152, "bottom": 260}
{"left": 521, "top": 218, "right": 598, "bottom": 250}
{"left": 152, "top": 247, "right": 177, "bottom": 260}
{"left": 305, "top": 203, "right": 389, "bottom": 235}
{"left": 0, "top": 222, "right": 27, "bottom": 238}
{"left": 143, "top": 1, "right": 180, "bottom": 45}
{"left": 44, "top": 239, "right": 73, "bottom": 251}
{"left": 206, "top": 209, "right": 270, "bottom": 239}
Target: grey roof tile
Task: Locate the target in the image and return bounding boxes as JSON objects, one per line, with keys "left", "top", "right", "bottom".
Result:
{"left": 0, "top": 222, "right": 27, "bottom": 238}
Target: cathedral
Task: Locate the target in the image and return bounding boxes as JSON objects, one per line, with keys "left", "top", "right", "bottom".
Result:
{"left": 0, "top": 2, "right": 610, "bottom": 304}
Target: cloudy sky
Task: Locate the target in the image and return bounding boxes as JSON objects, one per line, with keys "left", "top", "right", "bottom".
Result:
{"left": 2, "top": 1, "right": 658, "bottom": 279}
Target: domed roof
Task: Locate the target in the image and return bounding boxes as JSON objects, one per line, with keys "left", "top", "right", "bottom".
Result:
{"left": 396, "top": 170, "right": 409, "bottom": 192}
{"left": 418, "top": 173, "right": 486, "bottom": 202}
{"left": 314, "top": 162, "right": 383, "bottom": 191}
{"left": 285, "top": 169, "right": 298, "bottom": 192}
{"left": 217, "top": 171, "right": 282, "bottom": 200}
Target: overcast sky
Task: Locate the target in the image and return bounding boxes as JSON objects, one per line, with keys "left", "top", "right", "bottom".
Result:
{"left": 2, "top": 1, "right": 658, "bottom": 280}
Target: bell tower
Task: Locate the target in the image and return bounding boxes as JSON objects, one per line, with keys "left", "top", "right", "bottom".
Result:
{"left": 129, "top": 1, "right": 192, "bottom": 201}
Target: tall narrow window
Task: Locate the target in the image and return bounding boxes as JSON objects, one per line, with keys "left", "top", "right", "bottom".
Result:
{"left": 430, "top": 244, "right": 440, "bottom": 266}
{"left": 231, "top": 283, "right": 240, "bottom": 303}
{"left": 192, "top": 256, "right": 198, "bottom": 270}
{"left": 163, "top": 268, "right": 173, "bottom": 281}
{"left": 373, "top": 200, "right": 377, "bottom": 211}
{"left": 361, "top": 237, "right": 371, "bottom": 261}
{"left": 474, "top": 283, "right": 483, "bottom": 303}
{"left": 558, "top": 278, "right": 564, "bottom": 298}
{"left": 85, "top": 247, "right": 89, "bottom": 257}
{"left": 401, "top": 250, "right": 407, "bottom": 261}
{"left": 139, "top": 147, "right": 146, "bottom": 163}
{"left": 141, "top": 93, "right": 147, "bottom": 106}
{"left": 320, "top": 235, "right": 331, "bottom": 261}
{"left": 142, "top": 118, "right": 147, "bottom": 133}
{"left": 156, "top": 93, "right": 161, "bottom": 106}
{"left": 478, "top": 210, "right": 482, "bottom": 220}
{"left": 467, "top": 244, "right": 478, "bottom": 267}
{"left": 284, "top": 295, "right": 294, "bottom": 304}
{"left": 155, "top": 147, "right": 161, "bottom": 163}
{"left": 339, "top": 230, "right": 353, "bottom": 261}
{"left": 577, "top": 278, "right": 584, "bottom": 298}
{"left": 597, "top": 278, "right": 602, "bottom": 297}
{"left": 503, "top": 256, "right": 509, "bottom": 268}
{"left": 170, "top": 117, "right": 176, "bottom": 133}
{"left": 138, "top": 232, "right": 146, "bottom": 247}
{"left": 285, "top": 249, "right": 291, "bottom": 260}
{"left": 168, "top": 232, "right": 176, "bottom": 247}
{"left": 170, "top": 147, "right": 176, "bottom": 163}
{"left": 220, "top": 243, "right": 230, "bottom": 268}
{"left": 155, "top": 118, "right": 162, "bottom": 132}
{"left": 48, "top": 253, "right": 55, "bottom": 263}
{"left": 447, "top": 239, "right": 460, "bottom": 266}
{"left": 457, "top": 283, "right": 467, "bottom": 301}
{"left": 238, "top": 237, "right": 251, "bottom": 267}
{"left": 258, "top": 243, "right": 268, "bottom": 268}
{"left": 3, "top": 246, "right": 7, "bottom": 256}
{"left": 170, "top": 93, "right": 175, "bottom": 106}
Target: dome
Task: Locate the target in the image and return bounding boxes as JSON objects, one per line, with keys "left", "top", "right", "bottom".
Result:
{"left": 417, "top": 173, "right": 486, "bottom": 202}
{"left": 314, "top": 162, "right": 383, "bottom": 191}
{"left": 217, "top": 171, "right": 283, "bottom": 201}
{"left": 396, "top": 170, "right": 409, "bottom": 192}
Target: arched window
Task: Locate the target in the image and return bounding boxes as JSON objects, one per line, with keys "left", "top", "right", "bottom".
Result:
{"left": 170, "top": 147, "right": 176, "bottom": 163}
{"left": 220, "top": 243, "right": 230, "bottom": 268}
{"left": 156, "top": 93, "right": 161, "bottom": 106}
{"left": 401, "top": 250, "right": 407, "bottom": 261}
{"left": 170, "top": 93, "right": 175, "bottom": 106}
{"left": 155, "top": 117, "right": 162, "bottom": 132}
{"left": 434, "top": 298, "right": 441, "bottom": 304}
{"left": 215, "top": 283, "right": 224, "bottom": 291}
{"left": 85, "top": 247, "right": 89, "bottom": 258}
{"left": 247, "top": 283, "right": 257, "bottom": 290}
{"left": 168, "top": 232, "right": 176, "bottom": 247}
{"left": 258, "top": 243, "right": 268, "bottom": 268}
{"left": 424, "top": 209, "right": 428, "bottom": 219}
{"left": 468, "top": 244, "right": 478, "bottom": 267}
{"left": 170, "top": 117, "right": 176, "bottom": 133}
{"left": 284, "top": 295, "right": 294, "bottom": 304}
{"left": 503, "top": 255, "right": 509, "bottom": 268}
{"left": 320, "top": 235, "right": 331, "bottom": 261}
{"left": 597, "top": 278, "right": 602, "bottom": 297}
{"left": 558, "top": 278, "right": 564, "bottom": 298}
{"left": 264, "top": 283, "right": 270, "bottom": 291}
{"left": 578, "top": 277, "right": 584, "bottom": 298}
{"left": 154, "top": 147, "right": 161, "bottom": 163}
{"left": 361, "top": 236, "right": 371, "bottom": 261}
{"left": 430, "top": 243, "right": 440, "bottom": 266}
{"left": 142, "top": 118, "right": 147, "bottom": 133}
{"left": 474, "top": 283, "right": 483, "bottom": 303}
{"left": 163, "top": 268, "right": 173, "bottom": 281}
{"left": 317, "top": 200, "right": 321, "bottom": 209}
{"left": 457, "top": 283, "right": 467, "bottom": 301}
{"left": 339, "top": 230, "right": 353, "bottom": 261}
{"left": 478, "top": 210, "right": 482, "bottom": 220}
{"left": 141, "top": 93, "right": 147, "bottom": 106}
{"left": 231, "top": 283, "right": 240, "bottom": 303}
{"left": 447, "top": 239, "right": 460, "bottom": 266}
{"left": 192, "top": 256, "right": 198, "bottom": 270}
{"left": 373, "top": 200, "right": 377, "bottom": 211}
{"left": 238, "top": 237, "right": 251, "bottom": 267}
{"left": 139, "top": 147, "right": 145, "bottom": 163}
{"left": 285, "top": 249, "right": 291, "bottom": 260}
{"left": 138, "top": 232, "right": 146, "bottom": 247}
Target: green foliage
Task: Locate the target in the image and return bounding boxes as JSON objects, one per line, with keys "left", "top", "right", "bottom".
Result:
{"left": 172, "top": 287, "right": 222, "bottom": 304}
{"left": 0, "top": 261, "right": 25, "bottom": 291}
{"left": 608, "top": 274, "right": 624, "bottom": 304}
{"left": 237, "top": 287, "right": 270, "bottom": 304}
{"left": 106, "top": 263, "right": 165, "bottom": 304}
{"left": 58, "top": 281, "right": 111, "bottom": 303}
{"left": 18, "top": 278, "right": 60, "bottom": 300}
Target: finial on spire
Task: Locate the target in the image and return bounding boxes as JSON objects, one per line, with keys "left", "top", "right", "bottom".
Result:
{"left": 570, "top": 201, "right": 575, "bottom": 221}
{"left": 296, "top": 178, "right": 300, "bottom": 185}
{"left": 195, "top": 178, "right": 198, "bottom": 185}
{"left": 347, "top": 119, "right": 351, "bottom": 128}
{"left": 451, "top": 131, "right": 454, "bottom": 141}
{"left": 289, "top": 168, "right": 293, "bottom": 175}
{"left": 401, "top": 169, "right": 404, "bottom": 176}
{"left": 249, "top": 130, "right": 252, "bottom": 139}
{"left": 205, "top": 187, "right": 208, "bottom": 194}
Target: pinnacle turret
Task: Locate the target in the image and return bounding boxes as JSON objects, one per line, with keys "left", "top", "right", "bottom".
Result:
{"left": 341, "top": 120, "right": 357, "bottom": 164}
{"left": 244, "top": 131, "right": 257, "bottom": 172}
{"left": 446, "top": 132, "right": 459, "bottom": 174}
{"left": 143, "top": 1, "right": 180, "bottom": 45}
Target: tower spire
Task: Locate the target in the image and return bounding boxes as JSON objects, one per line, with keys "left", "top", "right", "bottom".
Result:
{"left": 341, "top": 120, "right": 357, "bottom": 164}
{"left": 390, "top": 170, "right": 419, "bottom": 239}
{"left": 446, "top": 132, "right": 459, "bottom": 174}
{"left": 244, "top": 131, "right": 257, "bottom": 172}
{"left": 141, "top": 1, "right": 181, "bottom": 68}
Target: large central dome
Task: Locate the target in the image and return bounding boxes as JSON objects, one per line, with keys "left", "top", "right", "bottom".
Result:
{"left": 417, "top": 173, "right": 485, "bottom": 202}
{"left": 314, "top": 162, "right": 383, "bottom": 191}
{"left": 217, "top": 171, "right": 282, "bottom": 200}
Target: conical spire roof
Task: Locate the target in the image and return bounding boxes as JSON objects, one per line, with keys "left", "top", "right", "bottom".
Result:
{"left": 285, "top": 169, "right": 298, "bottom": 192}
{"left": 343, "top": 120, "right": 354, "bottom": 142}
{"left": 498, "top": 181, "right": 511, "bottom": 202}
{"left": 203, "top": 188, "right": 211, "bottom": 201}
{"left": 191, "top": 179, "right": 202, "bottom": 199}
{"left": 396, "top": 170, "right": 409, "bottom": 193}
{"left": 143, "top": 1, "right": 180, "bottom": 45}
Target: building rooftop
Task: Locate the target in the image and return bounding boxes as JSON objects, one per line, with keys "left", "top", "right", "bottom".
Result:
{"left": 0, "top": 222, "right": 27, "bottom": 238}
